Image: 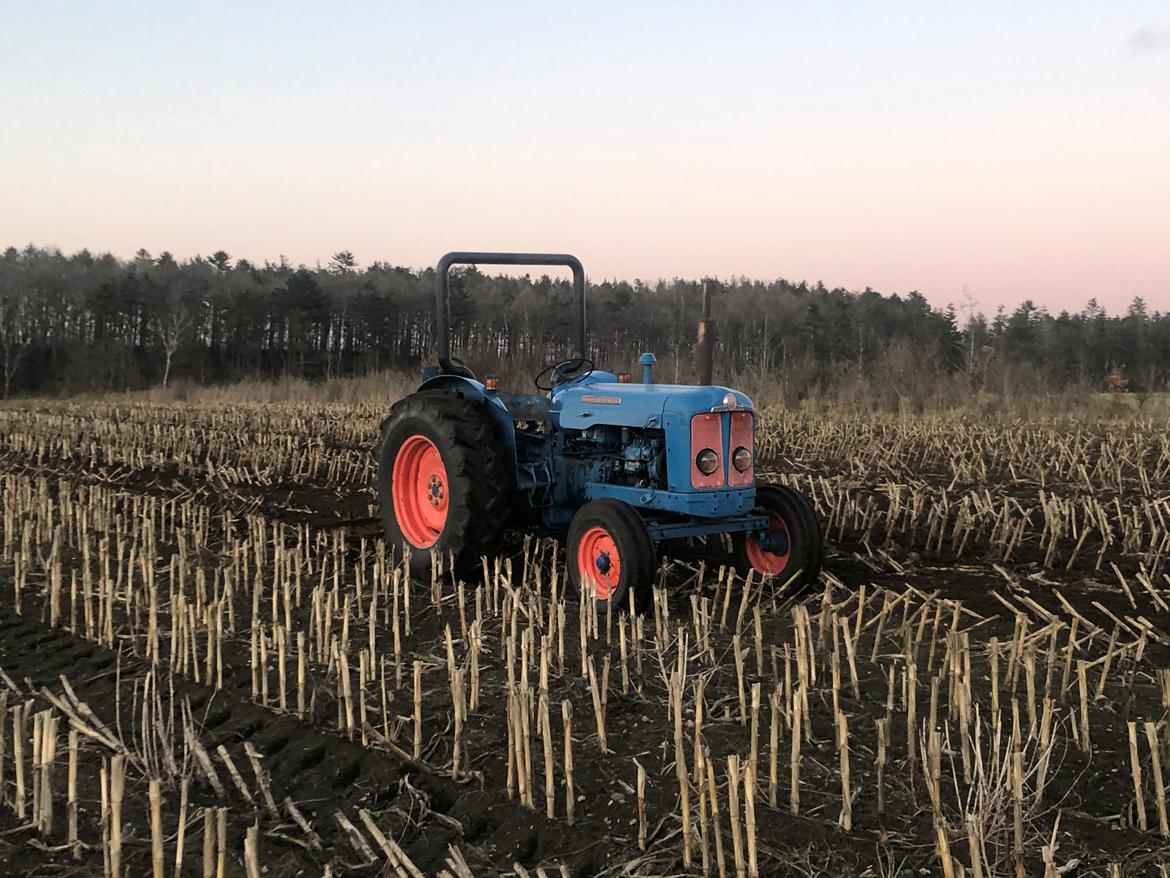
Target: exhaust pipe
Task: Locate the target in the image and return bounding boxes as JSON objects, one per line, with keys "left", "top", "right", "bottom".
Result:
{"left": 696, "top": 279, "right": 715, "bottom": 385}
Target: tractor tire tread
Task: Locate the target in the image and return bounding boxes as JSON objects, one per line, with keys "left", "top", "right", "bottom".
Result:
{"left": 377, "top": 388, "right": 511, "bottom": 575}
{"left": 567, "top": 498, "right": 656, "bottom": 614}
{"left": 732, "top": 482, "right": 823, "bottom": 593}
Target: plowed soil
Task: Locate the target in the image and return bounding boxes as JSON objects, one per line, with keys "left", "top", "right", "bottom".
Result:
{"left": 2, "top": 401, "right": 1169, "bottom": 877}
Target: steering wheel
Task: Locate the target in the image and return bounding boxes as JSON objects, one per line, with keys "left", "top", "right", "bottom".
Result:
{"left": 534, "top": 357, "right": 595, "bottom": 391}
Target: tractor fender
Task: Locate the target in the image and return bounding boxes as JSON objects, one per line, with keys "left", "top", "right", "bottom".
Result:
{"left": 416, "top": 374, "right": 519, "bottom": 476}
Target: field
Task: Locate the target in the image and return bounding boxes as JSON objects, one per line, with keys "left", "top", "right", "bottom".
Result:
{"left": 1, "top": 397, "right": 1169, "bottom": 877}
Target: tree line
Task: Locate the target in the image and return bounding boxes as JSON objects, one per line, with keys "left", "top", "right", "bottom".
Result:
{"left": 1, "top": 244, "right": 1167, "bottom": 405}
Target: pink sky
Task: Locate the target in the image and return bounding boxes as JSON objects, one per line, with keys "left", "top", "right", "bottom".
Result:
{"left": 2, "top": 2, "right": 1168, "bottom": 317}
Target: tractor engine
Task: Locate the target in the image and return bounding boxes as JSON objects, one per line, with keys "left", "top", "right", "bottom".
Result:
{"left": 565, "top": 425, "right": 667, "bottom": 492}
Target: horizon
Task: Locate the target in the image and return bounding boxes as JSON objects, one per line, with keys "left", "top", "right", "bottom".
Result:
{"left": 4, "top": 240, "right": 1160, "bottom": 321}
{"left": 2, "top": 2, "right": 1168, "bottom": 318}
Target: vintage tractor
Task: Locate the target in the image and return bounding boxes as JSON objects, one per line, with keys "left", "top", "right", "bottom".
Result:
{"left": 376, "top": 252, "right": 822, "bottom": 610}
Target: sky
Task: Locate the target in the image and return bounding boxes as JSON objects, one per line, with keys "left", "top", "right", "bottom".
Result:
{"left": 1, "top": 1, "right": 1168, "bottom": 317}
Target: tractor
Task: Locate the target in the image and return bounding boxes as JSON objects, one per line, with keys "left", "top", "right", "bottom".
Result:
{"left": 376, "top": 252, "right": 822, "bottom": 610}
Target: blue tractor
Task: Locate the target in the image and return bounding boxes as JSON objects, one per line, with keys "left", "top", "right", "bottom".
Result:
{"left": 377, "top": 252, "right": 822, "bottom": 610}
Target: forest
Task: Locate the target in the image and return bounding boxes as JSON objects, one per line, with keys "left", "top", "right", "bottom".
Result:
{"left": 1, "top": 244, "right": 1167, "bottom": 406}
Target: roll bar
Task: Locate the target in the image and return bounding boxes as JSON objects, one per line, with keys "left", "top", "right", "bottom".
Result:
{"left": 435, "top": 252, "right": 586, "bottom": 362}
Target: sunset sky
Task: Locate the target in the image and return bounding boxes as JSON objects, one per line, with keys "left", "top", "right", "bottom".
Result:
{"left": 2, "top": 1, "right": 1167, "bottom": 317}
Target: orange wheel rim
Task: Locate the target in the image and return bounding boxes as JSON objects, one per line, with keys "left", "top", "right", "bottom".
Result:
{"left": 391, "top": 434, "right": 448, "bottom": 548}
{"left": 746, "top": 511, "right": 791, "bottom": 575}
{"left": 577, "top": 526, "right": 622, "bottom": 600}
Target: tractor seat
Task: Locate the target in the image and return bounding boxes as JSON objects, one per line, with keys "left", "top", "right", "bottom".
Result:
{"left": 437, "top": 356, "right": 476, "bottom": 380}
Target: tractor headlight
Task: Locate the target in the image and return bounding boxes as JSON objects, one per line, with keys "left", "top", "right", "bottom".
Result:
{"left": 696, "top": 448, "right": 720, "bottom": 476}
{"left": 732, "top": 446, "right": 752, "bottom": 473}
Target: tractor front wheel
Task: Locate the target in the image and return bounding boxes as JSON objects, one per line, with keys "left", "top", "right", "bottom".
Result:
{"left": 567, "top": 499, "right": 655, "bottom": 614}
{"left": 733, "top": 484, "right": 822, "bottom": 592}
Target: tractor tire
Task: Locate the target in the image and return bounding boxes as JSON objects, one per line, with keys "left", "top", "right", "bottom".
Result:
{"left": 376, "top": 388, "right": 511, "bottom": 579}
{"left": 567, "top": 499, "right": 655, "bottom": 614}
{"left": 732, "top": 483, "right": 823, "bottom": 592}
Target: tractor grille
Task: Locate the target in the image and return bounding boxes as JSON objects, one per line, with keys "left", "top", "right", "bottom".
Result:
{"left": 690, "top": 411, "right": 754, "bottom": 489}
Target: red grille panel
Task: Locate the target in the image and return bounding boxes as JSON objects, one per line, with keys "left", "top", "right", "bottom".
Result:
{"left": 691, "top": 413, "right": 724, "bottom": 488}
{"left": 728, "top": 411, "right": 754, "bottom": 487}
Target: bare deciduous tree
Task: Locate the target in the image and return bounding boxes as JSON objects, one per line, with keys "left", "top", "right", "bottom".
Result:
{"left": 0, "top": 289, "right": 32, "bottom": 398}
{"left": 153, "top": 301, "right": 192, "bottom": 389}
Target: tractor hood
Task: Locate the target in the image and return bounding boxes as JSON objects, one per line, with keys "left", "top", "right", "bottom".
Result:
{"left": 553, "top": 380, "right": 753, "bottom": 431}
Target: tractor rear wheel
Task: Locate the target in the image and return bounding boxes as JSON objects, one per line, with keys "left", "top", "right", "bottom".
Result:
{"left": 567, "top": 499, "right": 655, "bottom": 614}
{"left": 377, "top": 389, "right": 511, "bottom": 578}
{"left": 733, "top": 483, "right": 822, "bottom": 592}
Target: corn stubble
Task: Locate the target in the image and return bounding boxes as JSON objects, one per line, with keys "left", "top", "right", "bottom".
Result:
{"left": 0, "top": 400, "right": 1168, "bottom": 875}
